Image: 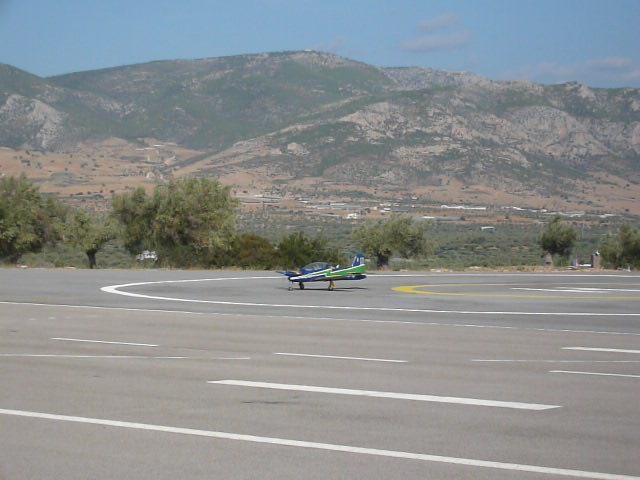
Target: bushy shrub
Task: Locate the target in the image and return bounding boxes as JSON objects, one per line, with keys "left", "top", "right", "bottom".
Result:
{"left": 601, "top": 224, "right": 640, "bottom": 269}
{"left": 112, "top": 178, "right": 238, "bottom": 267}
{"left": 539, "top": 216, "right": 577, "bottom": 263}
{"left": 0, "top": 175, "right": 66, "bottom": 262}
{"left": 232, "top": 233, "right": 278, "bottom": 269}
{"left": 277, "top": 232, "right": 343, "bottom": 270}
{"left": 352, "top": 215, "right": 432, "bottom": 268}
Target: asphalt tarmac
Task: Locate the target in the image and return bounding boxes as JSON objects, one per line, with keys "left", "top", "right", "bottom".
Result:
{"left": 1, "top": 269, "right": 639, "bottom": 479}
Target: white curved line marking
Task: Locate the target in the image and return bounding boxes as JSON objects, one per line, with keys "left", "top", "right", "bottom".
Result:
{"left": 101, "top": 276, "right": 640, "bottom": 316}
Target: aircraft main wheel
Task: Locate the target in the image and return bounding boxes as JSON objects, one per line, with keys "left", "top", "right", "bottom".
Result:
{"left": 299, "top": 283, "right": 305, "bottom": 290}
{"left": 328, "top": 281, "right": 335, "bottom": 291}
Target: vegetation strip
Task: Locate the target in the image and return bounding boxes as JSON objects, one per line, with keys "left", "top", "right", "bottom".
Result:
{"left": 2, "top": 175, "right": 639, "bottom": 271}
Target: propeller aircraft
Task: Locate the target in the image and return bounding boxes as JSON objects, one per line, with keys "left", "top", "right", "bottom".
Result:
{"left": 280, "top": 254, "right": 367, "bottom": 291}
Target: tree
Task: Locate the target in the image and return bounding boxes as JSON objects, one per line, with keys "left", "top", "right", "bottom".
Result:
{"left": 277, "top": 232, "right": 342, "bottom": 269}
{"left": 0, "top": 175, "right": 65, "bottom": 262}
{"left": 352, "top": 216, "right": 432, "bottom": 268}
{"left": 64, "top": 210, "right": 116, "bottom": 268}
{"left": 110, "top": 186, "right": 152, "bottom": 254}
{"left": 601, "top": 224, "right": 640, "bottom": 269}
{"left": 539, "top": 216, "right": 577, "bottom": 263}
{"left": 112, "top": 178, "right": 238, "bottom": 267}
{"left": 231, "top": 233, "right": 278, "bottom": 269}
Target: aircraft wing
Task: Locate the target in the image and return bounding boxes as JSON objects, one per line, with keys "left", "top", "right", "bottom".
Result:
{"left": 289, "top": 267, "right": 333, "bottom": 282}
{"left": 278, "top": 270, "right": 299, "bottom": 278}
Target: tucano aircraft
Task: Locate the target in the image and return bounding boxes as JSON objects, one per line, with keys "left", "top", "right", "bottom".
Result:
{"left": 280, "top": 254, "right": 367, "bottom": 291}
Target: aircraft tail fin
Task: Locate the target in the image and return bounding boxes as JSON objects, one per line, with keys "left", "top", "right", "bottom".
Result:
{"left": 351, "top": 253, "right": 366, "bottom": 267}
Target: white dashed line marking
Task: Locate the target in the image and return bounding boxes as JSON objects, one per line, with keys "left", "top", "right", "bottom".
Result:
{"left": 0, "top": 354, "right": 251, "bottom": 360}
{"left": 3, "top": 300, "right": 640, "bottom": 336}
{"left": 563, "top": 347, "right": 640, "bottom": 354}
{"left": 472, "top": 359, "right": 640, "bottom": 363}
{"left": 0, "top": 354, "right": 186, "bottom": 359}
{"left": 550, "top": 370, "right": 640, "bottom": 379}
{"left": 273, "top": 352, "right": 407, "bottom": 363}
{"left": 51, "top": 337, "right": 158, "bottom": 347}
{"left": 208, "top": 380, "right": 560, "bottom": 410}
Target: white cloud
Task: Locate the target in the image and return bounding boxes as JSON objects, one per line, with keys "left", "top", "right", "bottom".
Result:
{"left": 586, "top": 57, "right": 634, "bottom": 72}
{"left": 401, "top": 31, "right": 471, "bottom": 53}
{"left": 504, "top": 57, "right": 640, "bottom": 87}
{"left": 417, "top": 13, "right": 458, "bottom": 33}
{"left": 402, "top": 13, "right": 469, "bottom": 54}
{"left": 621, "top": 68, "right": 640, "bottom": 83}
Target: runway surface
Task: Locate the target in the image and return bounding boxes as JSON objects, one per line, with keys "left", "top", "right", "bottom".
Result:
{"left": 1, "top": 269, "right": 639, "bottom": 479}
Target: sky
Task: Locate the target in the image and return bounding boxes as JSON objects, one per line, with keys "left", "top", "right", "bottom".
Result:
{"left": 1, "top": 0, "right": 639, "bottom": 87}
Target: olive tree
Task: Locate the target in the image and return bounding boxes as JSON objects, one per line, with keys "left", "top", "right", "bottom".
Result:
{"left": 112, "top": 178, "right": 238, "bottom": 267}
{"left": 64, "top": 210, "right": 116, "bottom": 268}
{"left": 539, "top": 216, "right": 577, "bottom": 263}
{"left": 0, "top": 175, "right": 65, "bottom": 262}
{"left": 601, "top": 224, "right": 640, "bottom": 269}
{"left": 352, "top": 216, "right": 432, "bottom": 268}
{"left": 277, "top": 232, "right": 342, "bottom": 270}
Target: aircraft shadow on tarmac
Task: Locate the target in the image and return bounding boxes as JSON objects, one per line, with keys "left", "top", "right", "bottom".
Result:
{"left": 282, "top": 286, "right": 368, "bottom": 292}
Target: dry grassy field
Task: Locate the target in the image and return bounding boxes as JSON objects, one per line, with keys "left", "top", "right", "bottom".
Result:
{"left": 2, "top": 139, "right": 639, "bottom": 217}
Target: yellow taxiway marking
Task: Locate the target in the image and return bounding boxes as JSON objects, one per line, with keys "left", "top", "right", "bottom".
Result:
{"left": 392, "top": 284, "right": 640, "bottom": 301}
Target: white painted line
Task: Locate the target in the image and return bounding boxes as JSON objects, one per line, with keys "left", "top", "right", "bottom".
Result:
{"left": 563, "top": 347, "right": 640, "bottom": 354}
{"left": 208, "top": 380, "right": 560, "bottom": 410}
{"left": 3, "top": 300, "right": 640, "bottom": 337}
{"left": 0, "top": 354, "right": 186, "bottom": 359}
{"left": 473, "top": 359, "right": 640, "bottom": 363}
{"left": 0, "top": 354, "right": 251, "bottom": 360}
{"left": 513, "top": 288, "right": 640, "bottom": 293}
{"left": 368, "top": 273, "right": 640, "bottom": 278}
{"left": 273, "top": 352, "right": 407, "bottom": 363}
{"left": 51, "top": 337, "right": 158, "bottom": 347}
{"left": 550, "top": 370, "right": 640, "bottom": 379}
{"left": 2, "top": 409, "right": 636, "bottom": 480}
{"left": 0, "top": 300, "right": 204, "bottom": 316}
{"left": 100, "top": 278, "right": 640, "bottom": 317}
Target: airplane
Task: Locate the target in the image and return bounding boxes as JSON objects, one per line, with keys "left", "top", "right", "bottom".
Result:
{"left": 280, "top": 254, "right": 367, "bottom": 291}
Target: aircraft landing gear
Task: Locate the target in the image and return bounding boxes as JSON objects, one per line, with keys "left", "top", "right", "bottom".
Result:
{"left": 299, "top": 282, "right": 305, "bottom": 290}
{"left": 328, "top": 280, "right": 335, "bottom": 291}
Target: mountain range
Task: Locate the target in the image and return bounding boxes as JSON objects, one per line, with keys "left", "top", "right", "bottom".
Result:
{"left": 1, "top": 51, "right": 639, "bottom": 212}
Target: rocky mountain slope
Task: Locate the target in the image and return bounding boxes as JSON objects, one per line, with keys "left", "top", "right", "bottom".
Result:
{"left": 1, "top": 51, "right": 639, "bottom": 203}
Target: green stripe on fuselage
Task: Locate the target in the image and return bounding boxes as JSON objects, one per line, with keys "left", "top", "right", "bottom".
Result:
{"left": 325, "top": 264, "right": 366, "bottom": 279}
